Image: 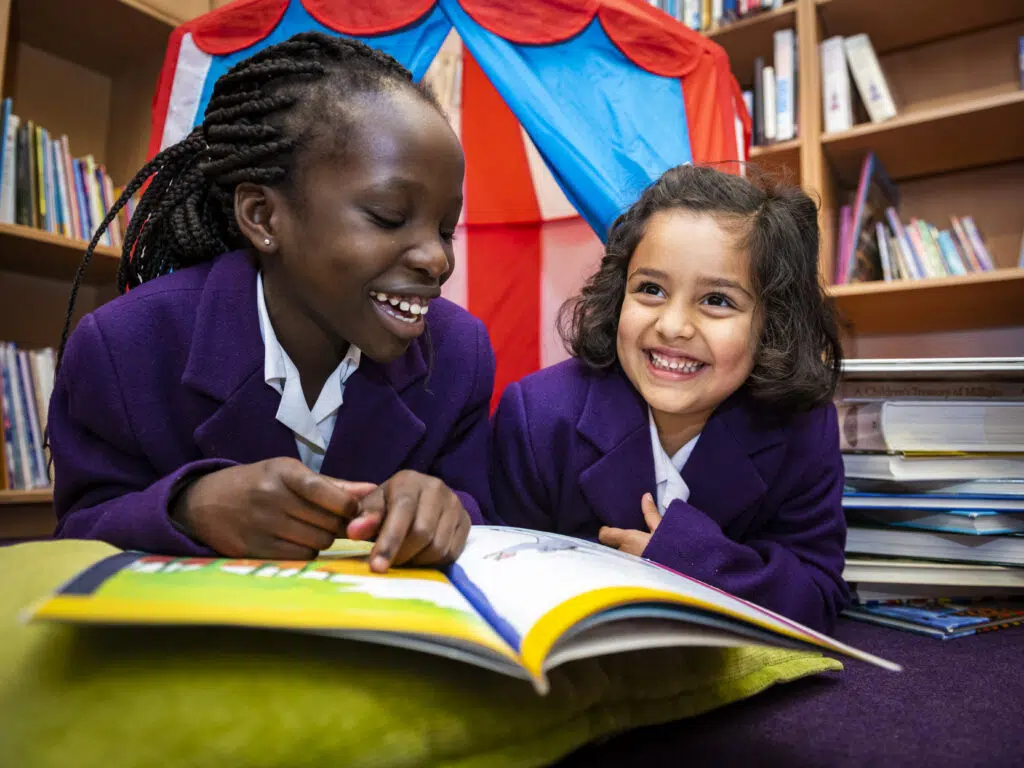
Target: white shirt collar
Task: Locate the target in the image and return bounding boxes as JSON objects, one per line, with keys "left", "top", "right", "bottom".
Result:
{"left": 648, "top": 408, "right": 699, "bottom": 514}
{"left": 256, "top": 272, "right": 360, "bottom": 451}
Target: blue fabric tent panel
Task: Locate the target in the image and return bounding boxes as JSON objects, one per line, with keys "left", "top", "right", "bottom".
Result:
{"left": 440, "top": 0, "right": 692, "bottom": 239}
{"left": 193, "top": 1, "right": 452, "bottom": 131}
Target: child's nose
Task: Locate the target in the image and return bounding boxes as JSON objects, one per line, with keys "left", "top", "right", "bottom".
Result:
{"left": 656, "top": 302, "right": 697, "bottom": 340}
{"left": 405, "top": 240, "right": 450, "bottom": 281}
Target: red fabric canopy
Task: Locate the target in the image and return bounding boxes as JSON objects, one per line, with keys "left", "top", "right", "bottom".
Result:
{"left": 190, "top": 0, "right": 715, "bottom": 79}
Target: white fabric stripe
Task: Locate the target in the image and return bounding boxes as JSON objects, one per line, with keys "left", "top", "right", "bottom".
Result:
{"left": 521, "top": 125, "right": 578, "bottom": 222}
{"left": 161, "top": 33, "right": 212, "bottom": 151}
{"left": 540, "top": 217, "right": 603, "bottom": 368}
{"left": 441, "top": 224, "right": 469, "bottom": 309}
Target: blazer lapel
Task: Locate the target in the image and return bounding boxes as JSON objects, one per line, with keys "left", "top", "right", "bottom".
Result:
{"left": 577, "top": 368, "right": 655, "bottom": 530}
{"left": 682, "top": 391, "right": 786, "bottom": 531}
{"left": 318, "top": 343, "right": 428, "bottom": 484}
{"left": 183, "top": 250, "right": 299, "bottom": 463}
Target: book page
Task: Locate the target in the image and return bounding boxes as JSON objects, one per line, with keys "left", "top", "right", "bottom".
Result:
{"left": 32, "top": 550, "right": 517, "bottom": 666}
{"left": 452, "top": 527, "right": 899, "bottom": 678}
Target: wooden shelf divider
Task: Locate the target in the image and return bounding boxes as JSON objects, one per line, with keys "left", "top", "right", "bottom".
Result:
{"left": 822, "top": 89, "right": 1024, "bottom": 185}
{"left": 0, "top": 488, "right": 54, "bottom": 505}
{"left": 829, "top": 268, "right": 1024, "bottom": 335}
{"left": 0, "top": 222, "right": 121, "bottom": 285}
{"left": 816, "top": 0, "right": 1024, "bottom": 57}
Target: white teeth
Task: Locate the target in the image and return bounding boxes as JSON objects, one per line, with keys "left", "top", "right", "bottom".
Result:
{"left": 649, "top": 352, "right": 704, "bottom": 374}
{"left": 371, "top": 290, "right": 430, "bottom": 323}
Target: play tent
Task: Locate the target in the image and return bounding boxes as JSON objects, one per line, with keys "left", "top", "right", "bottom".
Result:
{"left": 151, "top": 0, "right": 750, "bottom": 404}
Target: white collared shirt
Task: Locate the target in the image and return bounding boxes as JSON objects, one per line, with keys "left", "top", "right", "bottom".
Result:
{"left": 256, "top": 273, "right": 361, "bottom": 473}
{"left": 648, "top": 408, "right": 700, "bottom": 516}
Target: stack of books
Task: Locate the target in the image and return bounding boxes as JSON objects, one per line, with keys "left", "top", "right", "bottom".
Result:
{"left": 837, "top": 357, "right": 1024, "bottom": 638}
{"left": 833, "top": 152, "right": 995, "bottom": 285}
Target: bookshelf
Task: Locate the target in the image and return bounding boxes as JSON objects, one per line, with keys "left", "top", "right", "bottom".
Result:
{"left": 0, "top": 0, "right": 216, "bottom": 528}
{"left": 724, "top": 0, "right": 1024, "bottom": 355}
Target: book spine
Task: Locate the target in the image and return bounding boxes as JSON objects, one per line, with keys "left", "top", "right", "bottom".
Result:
{"left": 820, "top": 37, "right": 853, "bottom": 133}
{"left": 0, "top": 344, "right": 16, "bottom": 489}
{"left": 14, "top": 123, "right": 31, "bottom": 227}
{"left": 752, "top": 56, "right": 765, "bottom": 145}
{"left": 960, "top": 216, "right": 994, "bottom": 270}
{"left": 773, "top": 29, "right": 795, "bottom": 141}
{"left": 0, "top": 113, "right": 18, "bottom": 225}
{"left": 60, "top": 136, "right": 81, "bottom": 240}
{"left": 884, "top": 208, "right": 924, "bottom": 279}
{"left": 15, "top": 350, "right": 47, "bottom": 487}
{"left": 836, "top": 402, "right": 888, "bottom": 452}
{"left": 843, "top": 34, "right": 897, "bottom": 123}
{"left": 876, "top": 222, "right": 893, "bottom": 281}
{"left": 935, "top": 229, "right": 967, "bottom": 275}
{"left": 762, "top": 65, "right": 777, "bottom": 141}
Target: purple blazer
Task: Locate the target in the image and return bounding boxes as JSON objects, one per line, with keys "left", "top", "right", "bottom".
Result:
{"left": 49, "top": 250, "right": 494, "bottom": 556}
{"left": 490, "top": 358, "right": 849, "bottom": 633}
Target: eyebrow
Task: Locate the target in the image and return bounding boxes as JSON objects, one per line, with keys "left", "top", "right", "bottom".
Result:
{"left": 366, "top": 178, "right": 463, "bottom": 208}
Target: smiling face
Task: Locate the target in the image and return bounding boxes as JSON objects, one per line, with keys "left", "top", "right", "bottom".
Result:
{"left": 615, "top": 209, "right": 760, "bottom": 450}
{"left": 260, "top": 87, "right": 465, "bottom": 366}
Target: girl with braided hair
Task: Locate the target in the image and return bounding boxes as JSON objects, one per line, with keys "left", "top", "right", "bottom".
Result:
{"left": 48, "top": 32, "right": 492, "bottom": 572}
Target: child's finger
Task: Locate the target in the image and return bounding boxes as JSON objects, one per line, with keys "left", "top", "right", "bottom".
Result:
{"left": 369, "top": 487, "right": 417, "bottom": 573}
{"left": 347, "top": 487, "right": 386, "bottom": 541}
{"left": 280, "top": 463, "right": 361, "bottom": 519}
{"left": 598, "top": 526, "right": 625, "bottom": 548}
{"left": 330, "top": 479, "right": 378, "bottom": 499}
{"left": 641, "top": 492, "right": 662, "bottom": 532}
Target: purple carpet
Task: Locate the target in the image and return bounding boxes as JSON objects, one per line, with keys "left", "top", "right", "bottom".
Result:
{"left": 559, "top": 618, "right": 1024, "bottom": 767}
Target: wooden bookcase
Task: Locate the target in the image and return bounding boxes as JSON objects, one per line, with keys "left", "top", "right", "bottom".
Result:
{"left": 715, "top": 0, "right": 1024, "bottom": 357}
{"left": 1, "top": 0, "right": 1021, "bottom": 529}
{"left": 0, "top": 0, "right": 214, "bottom": 531}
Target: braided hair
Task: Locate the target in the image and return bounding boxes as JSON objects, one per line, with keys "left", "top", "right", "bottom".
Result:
{"left": 57, "top": 31, "right": 439, "bottom": 371}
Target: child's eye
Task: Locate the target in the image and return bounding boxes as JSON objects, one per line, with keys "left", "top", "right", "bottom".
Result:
{"left": 701, "top": 293, "right": 735, "bottom": 309}
{"left": 440, "top": 229, "right": 456, "bottom": 243}
{"left": 635, "top": 281, "right": 666, "bottom": 298}
{"left": 367, "top": 210, "right": 404, "bottom": 229}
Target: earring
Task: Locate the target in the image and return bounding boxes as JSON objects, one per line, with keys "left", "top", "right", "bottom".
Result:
{"left": 264, "top": 238, "right": 271, "bottom": 246}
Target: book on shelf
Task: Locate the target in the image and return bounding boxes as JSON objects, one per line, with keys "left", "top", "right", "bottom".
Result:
{"left": 845, "top": 505, "right": 1024, "bottom": 537}
{"left": 0, "top": 343, "right": 56, "bottom": 491}
{"left": 820, "top": 36, "right": 853, "bottom": 133}
{"left": 25, "top": 526, "right": 899, "bottom": 694}
{"left": 842, "top": 598, "right": 1024, "bottom": 640}
{"left": 845, "top": 526, "right": 1024, "bottom": 568}
{"left": 743, "top": 29, "right": 798, "bottom": 149}
{"left": 670, "top": 0, "right": 788, "bottom": 35}
{"left": 841, "top": 34, "right": 896, "bottom": 125}
{"left": 837, "top": 400, "right": 1024, "bottom": 453}
{"left": 834, "top": 154, "right": 996, "bottom": 284}
{"left": 0, "top": 97, "right": 137, "bottom": 248}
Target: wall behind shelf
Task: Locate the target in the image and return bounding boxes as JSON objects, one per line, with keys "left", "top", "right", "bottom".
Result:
{"left": 0, "top": 272, "right": 114, "bottom": 348}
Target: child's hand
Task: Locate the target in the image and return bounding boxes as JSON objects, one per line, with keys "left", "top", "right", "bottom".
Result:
{"left": 172, "top": 458, "right": 377, "bottom": 559}
{"left": 598, "top": 492, "right": 662, "bottom": 557}
{"left": 347, "top": 470, "right": 471, "bottom": 573}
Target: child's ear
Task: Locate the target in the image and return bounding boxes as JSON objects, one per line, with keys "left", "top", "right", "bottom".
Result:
{"left": 234, "top": 182, "right": 280, "bottom": 254}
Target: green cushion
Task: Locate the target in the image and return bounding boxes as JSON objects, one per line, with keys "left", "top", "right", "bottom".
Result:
{"left": 1, "top": 540, "right": 841, "bottom": 768}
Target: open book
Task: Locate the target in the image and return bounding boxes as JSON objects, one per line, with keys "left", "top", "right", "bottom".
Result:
{"left": 29, "top": 526, "right": 899, "bottom": 694}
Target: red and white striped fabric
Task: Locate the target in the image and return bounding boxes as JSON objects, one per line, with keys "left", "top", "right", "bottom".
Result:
{"left": 429, "top": 37, "right": 606, "bottom": 409}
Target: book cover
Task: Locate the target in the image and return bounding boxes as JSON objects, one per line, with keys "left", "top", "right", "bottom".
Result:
{"left": 844, "top": 599, "right": 1024, "bottom": 639}
{"left": 842, "top": 34, "right": 897, "bottom": 124}
{"left": 27, "top": 526, "right": 900, "bottom": 694}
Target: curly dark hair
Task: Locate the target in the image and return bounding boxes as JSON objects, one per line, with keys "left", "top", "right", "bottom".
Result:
{"left": 558, "top": 163, "right": 842, "bottom": 413}
{"left": 57, "top": 31, "right": 440, "bottom": 371}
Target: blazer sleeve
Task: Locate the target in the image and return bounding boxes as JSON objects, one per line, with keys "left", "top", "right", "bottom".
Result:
{"left": 642, "top": 406, "right": 850, "bottom": 634}
{"left": 488, "top": 380, "right": 556, "bottom": 530}
{"left": 427, "top": 318, "right": 495, "bottom": 525}
{"left": 49, "top": 314, "right": 233, "bottom": 556}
